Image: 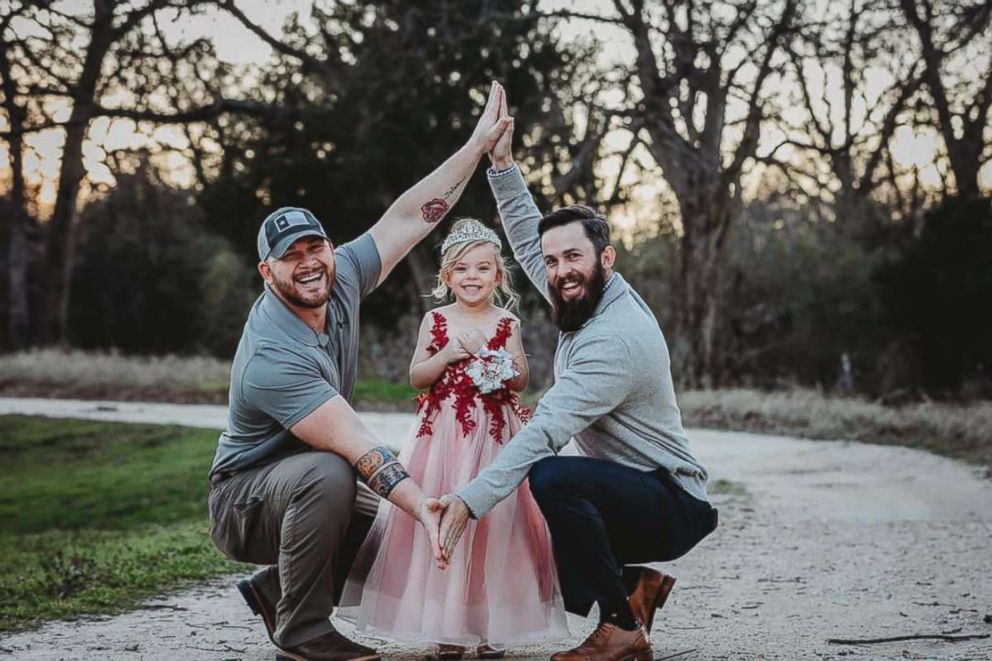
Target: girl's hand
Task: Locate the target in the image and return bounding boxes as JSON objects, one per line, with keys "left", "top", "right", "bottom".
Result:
{"left": 442, "top": 340, "right": 472, "bottom": 364}
{"left": 456, "top": 329, "right": 488, "bottom": 356}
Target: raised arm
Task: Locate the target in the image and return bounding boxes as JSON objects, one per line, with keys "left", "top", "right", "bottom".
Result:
{"left": 487, "top": 118, "right": 552, "bottom": 303}
{"left": 368, "top": 83, "right": 511, "bottom": 287}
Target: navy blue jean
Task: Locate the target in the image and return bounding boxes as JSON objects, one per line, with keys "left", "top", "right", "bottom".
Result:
{"left": 529, "top": 456, "right": 718, "bottom": 617}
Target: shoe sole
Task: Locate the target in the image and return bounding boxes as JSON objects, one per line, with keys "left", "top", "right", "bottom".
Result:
{"left": 645, "top": 574, "right": 677, "bottom": 634}
{"left": 276, "top": 653, "right": 380, "bottom": 661}
{"left": 236, "top": 579, "right": 276, "bottom": 645}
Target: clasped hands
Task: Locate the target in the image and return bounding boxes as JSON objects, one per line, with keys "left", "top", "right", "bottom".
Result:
{"left": 416, "top": 493, "right": 472, "bottom": 570}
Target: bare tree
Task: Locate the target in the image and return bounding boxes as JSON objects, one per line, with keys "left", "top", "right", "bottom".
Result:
{"left": 2, "top": 0, "right": 277, "bottom": 343}
{"left": 552, "top": 0, "right": 799, "bottom": 387}
{"left": 779, "top": 0, "right": 925, "bottom": 227}
{"left": 900, "top": 0, "right": 992, "bottom": 199}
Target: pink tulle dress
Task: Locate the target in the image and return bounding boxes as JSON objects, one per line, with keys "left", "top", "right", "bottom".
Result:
{"left": 338, "top": 312, "right": 569, "bottom": 647}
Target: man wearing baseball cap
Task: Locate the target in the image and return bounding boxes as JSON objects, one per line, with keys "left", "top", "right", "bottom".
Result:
{"left": 207, "top": 83, "right": 512, "bottom": 661}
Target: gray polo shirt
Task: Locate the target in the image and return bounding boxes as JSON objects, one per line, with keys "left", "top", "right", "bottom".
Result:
{"left": 210, "top": 233, "right": 381, "bottom": 477}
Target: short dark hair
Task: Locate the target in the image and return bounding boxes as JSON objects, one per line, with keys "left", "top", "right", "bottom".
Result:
{"left": 538, "top": 205, "right": 611, "bottom": 256}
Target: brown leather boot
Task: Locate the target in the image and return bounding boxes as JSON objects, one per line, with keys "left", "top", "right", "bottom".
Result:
{"left": 275, "top": 629, "right": 380, "bottom": 661}
{"left": 628, "top": 568, "right": 676, "bottom": 634}
{"left": 236, "top": 577, "right": 277, "bottom": 644}
{"left": 549, "top": 622, "right": 651, "bottom": 661}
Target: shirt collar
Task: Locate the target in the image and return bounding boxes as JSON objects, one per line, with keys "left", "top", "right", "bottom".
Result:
{"left": 593, "top": 271, "right": 626, "bottom": 317}
{"left": 258, "top": 284, "right": 330, "bottom": 348}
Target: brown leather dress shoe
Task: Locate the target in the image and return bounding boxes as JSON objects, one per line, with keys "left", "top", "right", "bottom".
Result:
{"left": 628, "top": 568, "right": 676, "bottom": 634}
{"left": 550, "top": 622, "right": 651, "bottom": 661}
{"left": 276, "top": 629, "right": 380, "bottom": 661}
{"left": 236, "top": 577, "right": 277, "bottom": 644}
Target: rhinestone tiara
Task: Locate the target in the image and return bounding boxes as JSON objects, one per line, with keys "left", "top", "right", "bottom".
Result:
{"left": 440, "top": 223, "right": 502, "bottom": 255}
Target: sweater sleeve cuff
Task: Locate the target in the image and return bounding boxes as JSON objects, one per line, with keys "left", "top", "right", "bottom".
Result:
{"left": 486, "top": 163, "right": 529, "bottom": 202}
{"left": 455, "top": 481, "right": 492, "bottom": 519}
{"left": 486, "top": 162, "right": 519, "bottom": 179}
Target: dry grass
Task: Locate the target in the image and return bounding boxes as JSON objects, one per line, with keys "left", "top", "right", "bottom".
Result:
{"left": 680, "top": 388, "right": 992, "bottom": 471}
{"left": 0, "top": 348, "right": 417, "bottom": 407}
{"left": 2, "top": 350, "right": 989, "bottom": 470}
{"left": 0, "top": 349, "right": 231, "bottom": 403}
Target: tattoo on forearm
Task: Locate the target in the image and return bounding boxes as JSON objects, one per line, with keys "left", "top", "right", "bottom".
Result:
{"left": 368, "top": 462, "right": 410, "bottom": 498}
{"left": 421, "top": 198, "right": 449, "bottom": 224}
{"left": 355, "top": 446, "right": 393, "bottom": 479}
{"left": 442, "top": 177, "right": 466, "bottom": 199}
{"left": 354, "top": 446, "right": 409, "bottom": 497}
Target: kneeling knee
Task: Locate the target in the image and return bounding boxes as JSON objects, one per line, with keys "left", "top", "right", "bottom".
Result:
{"left": 529, "top": 457, "right": 569, "bottom": 501}
{"left": 301, "top": 455, "right": 357, "bottom": 513}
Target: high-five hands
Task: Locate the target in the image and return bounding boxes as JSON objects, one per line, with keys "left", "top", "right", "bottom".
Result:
{"left": 490, "top": 85, "right": 514, "bottom": 169}
{"left": 469, "top": 82, "right": 513, "bottom": 156}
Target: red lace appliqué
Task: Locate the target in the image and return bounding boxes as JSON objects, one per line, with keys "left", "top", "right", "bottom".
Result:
{"left": 415, "top": 312, "right": 531, "bottom": 441}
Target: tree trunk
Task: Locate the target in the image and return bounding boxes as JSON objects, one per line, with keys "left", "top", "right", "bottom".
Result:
{"left": 1, "top": 43, "right": 30, "bottom": 349}
{"left": 7, "top": 205, "right": 30, "bottom": 350}
{"left": 43, "top": 112, "right": 90, "bottom": 344}
{"left": 402, "top": 242, "right": 435, "bottom": 319}
{"left": 676, "top": 190, "right": 732, "bottom": 389}
{"left": 41, "top": 5, "right": 113, "bottom": 344}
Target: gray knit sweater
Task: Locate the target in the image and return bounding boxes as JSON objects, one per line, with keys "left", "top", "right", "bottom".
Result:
{"left": 456, "top": 164, "right": 710, "bottom": 517}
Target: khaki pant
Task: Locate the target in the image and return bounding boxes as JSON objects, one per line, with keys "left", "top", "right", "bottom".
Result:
{"left": 208, "top": 451, "right": 378, "bottom": 647}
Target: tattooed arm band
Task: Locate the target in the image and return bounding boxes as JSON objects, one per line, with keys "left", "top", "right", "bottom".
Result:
{"left": 354, "top": 445, "right": 410, "bottom": 498}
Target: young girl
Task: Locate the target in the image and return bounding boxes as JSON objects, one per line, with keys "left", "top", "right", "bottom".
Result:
{"left": 340, "top": 219, "right": 568, "bottom": 658}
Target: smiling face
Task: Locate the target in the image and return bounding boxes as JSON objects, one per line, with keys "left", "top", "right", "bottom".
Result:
{"left": 444, "top": 242, "right": 501, "bottom": 307}
{"left": 541, "top": 221, "right": 615, "bottom": 331}
{"left": 259, "top": 236, "right": 336, "bottom": 309}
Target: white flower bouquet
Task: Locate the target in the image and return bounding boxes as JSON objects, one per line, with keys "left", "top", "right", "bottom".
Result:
{"left": 465, "top": 347, "right": 518, "bottom": 394}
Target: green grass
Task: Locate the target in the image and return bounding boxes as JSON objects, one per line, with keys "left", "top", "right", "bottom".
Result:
{"left": 0, "top": 416, "right": 243, "bottom": 632}
{"left": 352, "top": 378, "right": 418, "bottom": 404}
{"left": 708, "top": 478, "right": 749, "bottom": 498}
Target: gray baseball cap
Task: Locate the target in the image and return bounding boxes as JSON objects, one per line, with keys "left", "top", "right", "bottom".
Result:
{"left": 257, "top": 207, "right": 329, "bottom": 261}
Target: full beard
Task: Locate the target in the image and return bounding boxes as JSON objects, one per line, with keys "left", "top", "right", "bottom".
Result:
{"left": 271, "top": 268, "right": 334, "bottom": 309}
{"left": 550, "top": 262, "right": 607, "bottom": 332}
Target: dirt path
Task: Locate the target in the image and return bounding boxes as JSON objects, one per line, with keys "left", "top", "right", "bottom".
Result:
{"left": 1, "top": 398, "right": 990, "bottom": 660}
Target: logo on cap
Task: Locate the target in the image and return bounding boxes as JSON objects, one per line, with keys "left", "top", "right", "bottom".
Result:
{"left": 258, "top": 207, "right": 327, "bottom": 261}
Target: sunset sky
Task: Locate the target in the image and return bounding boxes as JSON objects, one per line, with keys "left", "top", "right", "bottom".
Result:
{"left": 1, "top": 0, "right": 974, "bottom": 234}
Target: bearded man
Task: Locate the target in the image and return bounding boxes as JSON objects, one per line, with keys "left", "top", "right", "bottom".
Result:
{"left": 437, "top": 108, "right": 718, "bottom": 661}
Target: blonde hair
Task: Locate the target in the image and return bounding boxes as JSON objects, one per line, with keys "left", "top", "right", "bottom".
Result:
{"left": 431, "top": 219, "right": 519, "bottom": 310}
